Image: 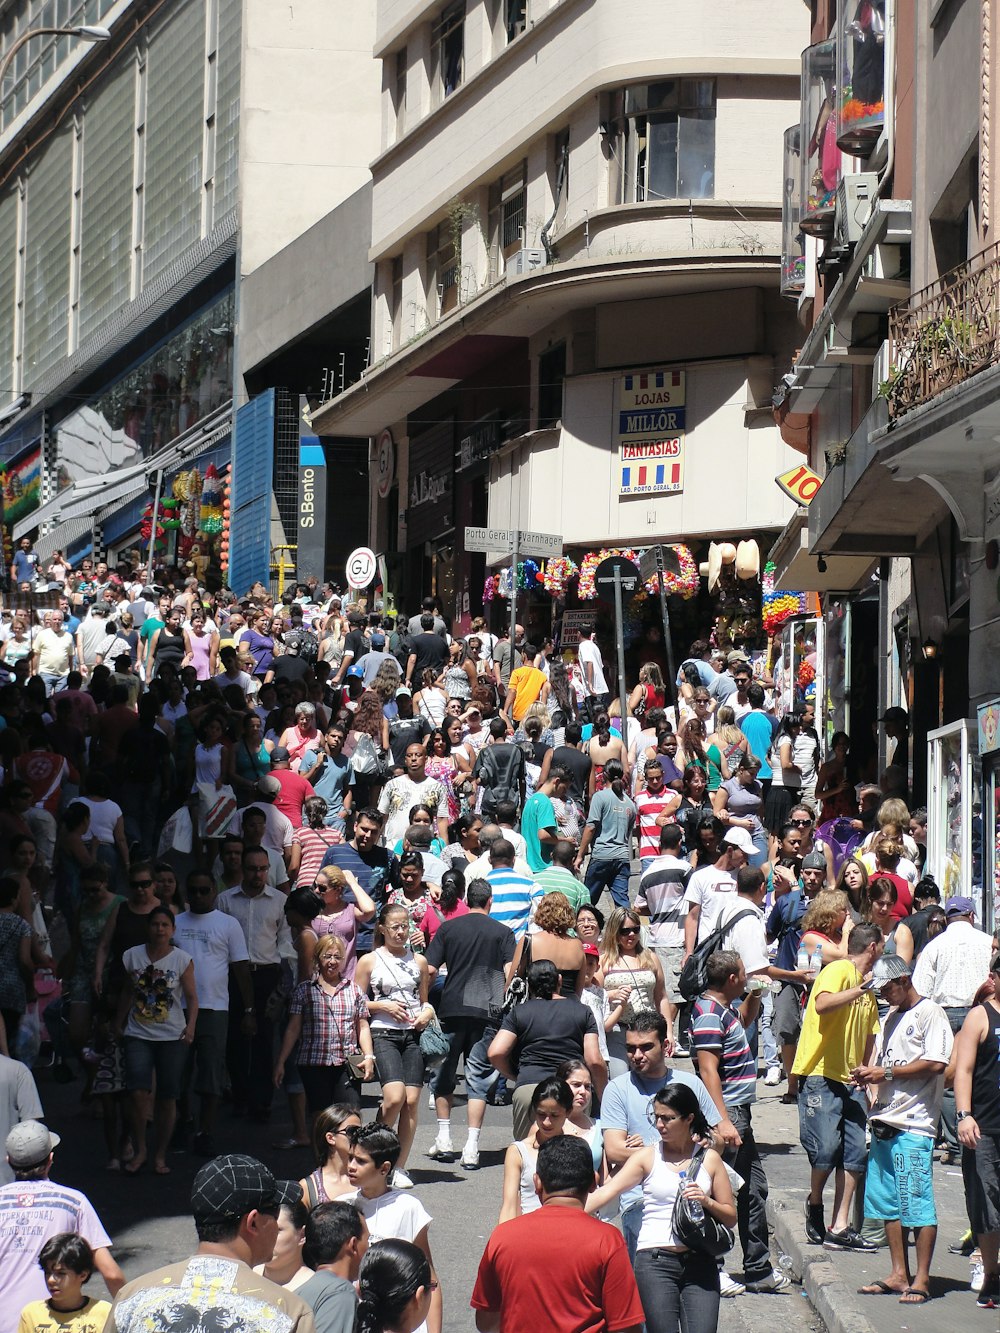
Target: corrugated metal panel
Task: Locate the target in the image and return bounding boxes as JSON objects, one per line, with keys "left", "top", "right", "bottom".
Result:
{"left": 229, "top": 391, "right": 274, "bottom": 593}
{"left": 79, "top": 56, "right": 134, "bottom": 341}
{"left": 22, "top": 125, "right": 72, "bottom": 382}
{"left": 142, "top": 0, "right": 204, "bottom": 284}
{"left": 0, "top": 188, "right": 16, "bottom": 400}
{"left": 214, "top": 0, "right": 241, "bottom": 221}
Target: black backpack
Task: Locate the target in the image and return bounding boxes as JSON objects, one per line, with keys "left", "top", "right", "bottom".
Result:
{"left": 677, "top": 907, "right": 759, "bottom": 1001}
{"left": 285, "top": 627, "right": 319, "bottom": 663}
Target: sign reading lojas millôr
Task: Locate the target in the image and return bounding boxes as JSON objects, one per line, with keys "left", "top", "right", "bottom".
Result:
{"left": 616, "top": 368, "right": 687, "bottom": 497}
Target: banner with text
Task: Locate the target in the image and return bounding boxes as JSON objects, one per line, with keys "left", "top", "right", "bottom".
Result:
{"left": 616, "top": 368, "right": 686, "bottom": 497}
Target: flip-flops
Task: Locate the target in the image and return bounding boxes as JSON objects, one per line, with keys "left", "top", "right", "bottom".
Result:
{"left": 858, "top": 1281, "right": 903, "bottom": 1295}
{"left": 899, "top": 1289, "right": 930, "bottom": 1304}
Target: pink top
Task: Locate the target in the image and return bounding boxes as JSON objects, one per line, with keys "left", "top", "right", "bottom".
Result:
{"left": 313, "top": 903, "right": 359, "bottom": 980}
{"left": 417, "top": 898, "right": 470, "bottom": 944}
{"left": 187, "top": 629, "right": 213, "bottom": 680}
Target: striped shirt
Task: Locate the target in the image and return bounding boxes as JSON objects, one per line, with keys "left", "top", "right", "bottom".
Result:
{"left": 690, "top": 996, "right": 757, "bottom": 1106}
{"left": 634, "top": 788, "right": 677, "bottom": 860}
{"left": 533, "top": 865, "right": 590, "bottom": 914}
{"left": 634, "top": 855, "right": 690, "bottom": 949}
{"left": 487, "top": 867, "right": 542, "bottom": 940}
{"left": 289, "top": 976, "right": 369, "bottom": 1067}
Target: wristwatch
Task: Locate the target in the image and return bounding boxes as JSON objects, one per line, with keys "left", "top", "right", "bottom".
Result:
{"left": 957, "top": 1111, "right": 972, "bottom": 1122}
{"left": 882, "top": 1067, "right": 894, "bottom": 1082}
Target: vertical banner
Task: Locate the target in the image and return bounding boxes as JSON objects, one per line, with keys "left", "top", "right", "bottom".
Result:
{"left": 296, "top": 397, "right": 327, "bottom": 583}
{"left": 616, "top": 369, "right": 686, "bottom": 497}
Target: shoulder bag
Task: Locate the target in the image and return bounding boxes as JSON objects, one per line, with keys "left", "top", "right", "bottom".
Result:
{"left": 671, "top": 1145, "right": 735, "bottom": 1258}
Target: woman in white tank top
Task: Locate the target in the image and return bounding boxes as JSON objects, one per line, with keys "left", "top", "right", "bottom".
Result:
{"left": 499, "top": 1076, "right": 581, "bottom": 1224}
{"left": 586, "top": 1083, "right": 735, "bottom": 1333}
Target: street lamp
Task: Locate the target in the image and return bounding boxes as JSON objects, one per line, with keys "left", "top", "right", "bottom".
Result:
{"left": 0, "top": 24, "right": 111, "bottom": 104}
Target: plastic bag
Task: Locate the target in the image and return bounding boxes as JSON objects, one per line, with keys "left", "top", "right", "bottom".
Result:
{"left": 14, "top": 1005, "right": 42, "bottom": 1067}
{"left": 158, "top": 805, "right": 193, "bottom": 855}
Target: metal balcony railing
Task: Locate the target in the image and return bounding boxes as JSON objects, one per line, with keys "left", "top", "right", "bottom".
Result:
{"left": 885, "top": 240, "right": 1000, "bottom": 420}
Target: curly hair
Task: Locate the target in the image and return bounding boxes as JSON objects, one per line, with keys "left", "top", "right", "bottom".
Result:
{"left": 534, "top": 891, "right": 576, "bottom": 936}
{"left": 801, "top": 889, "right": 850, "bottom": 938}
{"left": 352, "top": 690, "right": 385, "bottom": 742}
{"left": 371, "top": 661, "right": 401, "bottom": 705}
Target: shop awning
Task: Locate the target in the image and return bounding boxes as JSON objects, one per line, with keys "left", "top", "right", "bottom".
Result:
{"left": 769, "top": 508, "right": 876, "bottom": 591}
{"left": 31, "top": 517, "right": 93, "bottom": 564}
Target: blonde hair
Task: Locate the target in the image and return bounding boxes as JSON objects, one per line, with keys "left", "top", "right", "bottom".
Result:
{"left": 600, "top": 907, "right": 657, "bottom": 972}
{"left": 315, "top": 933, "right": 346, "bottom": 966}
{"left": 317, "top": 865, "right": 347, "bottom": 893}
{"left": 801, "top": 890, "right": 850, "bottom": 938}
{"left": 877, "top": 798, "right": 910, "bottom": 829}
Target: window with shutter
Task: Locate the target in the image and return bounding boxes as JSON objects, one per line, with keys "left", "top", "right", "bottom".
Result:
{"left": 0, "top": 190, "right": 16, "bottom": 397}
{"left": 22, "top": 127, "right": 72, "bottom": 384}
{"left": 79, "top": 57, "right": 134, "bottom": 341}
{"left": 142, "top": 0, "right": 205, "bottom": 284}
{"left": 214, "top": 0, "right": 241, "bottom": 222}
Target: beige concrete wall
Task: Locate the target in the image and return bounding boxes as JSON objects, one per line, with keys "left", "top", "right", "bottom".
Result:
{"left": 239, "top": 0, "right": 381, "bottom": 275}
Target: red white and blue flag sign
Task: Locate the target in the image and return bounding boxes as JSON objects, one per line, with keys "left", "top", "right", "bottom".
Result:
{"left": 616, "top": 369, "right": 686, "bottom": 497}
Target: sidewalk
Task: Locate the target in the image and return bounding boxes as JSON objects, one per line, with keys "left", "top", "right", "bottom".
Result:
{"left": 750, "top": 1090, "right": 986, "bottom": 1333}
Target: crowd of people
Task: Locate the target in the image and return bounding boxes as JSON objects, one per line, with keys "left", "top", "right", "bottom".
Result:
{"left": 0, "top": 561, "right": 997, "bottom": 1332}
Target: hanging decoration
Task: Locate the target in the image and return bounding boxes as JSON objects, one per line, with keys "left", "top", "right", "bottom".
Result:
{"left": 761, "top": 560, "right": 807, "bottom": 634}
{"left": 199, "top": 464, "right": 224, "bottom": 534}
{"left": 642, "top": 544, "right": 700, "bottom": 600}
{"left": 219, "top": 470, "right": 231, "bottom": 573}
{"left": 482, "top": 574, "right": 499, "bottom": 602}
{"left": 542, "top": 556, "right": 577, "bottom": 597}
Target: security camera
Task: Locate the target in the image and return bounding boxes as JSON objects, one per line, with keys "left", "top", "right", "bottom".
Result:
{"left": 780, "top": 373, "right": 797, "bottom": 390}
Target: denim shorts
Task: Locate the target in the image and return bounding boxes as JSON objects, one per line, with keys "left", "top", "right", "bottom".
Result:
{"left": 123, "top": 1035, "right": 189, "bottom": 1100}
{"left": 797, "top": 1075, "right": 868, "bottom": 1173}
{"left": 865, "top": 1128, "right": 937, "bottom": 1227}
{"left": 373, "top": 1028, "right": 425, "bottom": 1087}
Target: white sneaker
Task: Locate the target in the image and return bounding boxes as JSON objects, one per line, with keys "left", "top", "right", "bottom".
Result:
{"left": 427, "top": 1089, "right": 435, "bottom": 1109}
{"left": 392, "top": 1168, "right": 414, "bottom": 1189}
{"left": 719, "top": 1273, "right": 745, "bottom": 1298}
{"left": 764, "top": 1067, "right": 782, "bottom": 1087}
{"left": 460, "top": 1143, "right": 480, "bottom": 1170}
{"left": 971, "top": 1259, "right": 985, "bottom": 1292}
{"left": 426, "top": 1136, "right": 455, "bottom": 1161}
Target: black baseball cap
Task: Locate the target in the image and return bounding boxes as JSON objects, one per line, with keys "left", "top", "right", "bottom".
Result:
{"left": 801, "top": 852, "right": 827, "bottom": 871}
{"left": 190, "top": 1154, "right": 301, "bottom": 1220}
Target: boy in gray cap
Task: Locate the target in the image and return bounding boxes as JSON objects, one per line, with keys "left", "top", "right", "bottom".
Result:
{"left": 106, "top": 1154, "right": 315, "bottom": 1332}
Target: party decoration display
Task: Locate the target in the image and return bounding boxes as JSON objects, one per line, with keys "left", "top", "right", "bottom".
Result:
{"left": 643, "top": 545, "right": 699, "bottom": 600}
{"left": 219, "top": 469, "right": 231, "bottom": 572}
{"left": 762, "top": 560, "right": 808, "bottom": 634}
{"left": 578, "top": 548, "right": 640, "bottom": 600}
{"left": 543, "top": 555, "right": 578, "bottom": 597}
{"left": 199, "top": 464, "right": 224, "bottom": 534}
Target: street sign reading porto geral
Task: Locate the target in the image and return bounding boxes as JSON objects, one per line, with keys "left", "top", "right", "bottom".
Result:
{"left": 616, "top": 368, "right": 687, "bottom": 497}
{"left": 463, "top": 527, "right": 563, "bottom": 559}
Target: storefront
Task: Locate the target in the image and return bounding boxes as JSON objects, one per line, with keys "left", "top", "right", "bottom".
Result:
{"left": 404, "top": 419, "right": 455, "bottom": 616}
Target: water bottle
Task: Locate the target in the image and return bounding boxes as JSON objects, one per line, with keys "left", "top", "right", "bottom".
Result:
{"left": 679, "top": 1170, "right": 704, "bottom": 1221}
{"left": 810, "top": 947, "right": 824, "bottom": 979}
{"left": 796, "top": 941, "right": 810, "bottom": 974}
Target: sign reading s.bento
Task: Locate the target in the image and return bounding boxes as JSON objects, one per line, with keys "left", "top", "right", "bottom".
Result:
{"left": 616, "top": 369, "right": 686, "bottom": 497}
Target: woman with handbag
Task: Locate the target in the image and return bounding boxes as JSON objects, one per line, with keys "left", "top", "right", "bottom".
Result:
{"left": 273, "top": 933, "right": 374, "bottom": 1117}
{"left": 346, "top": 691, "right": 391, "bottom": 806}
{"left": 586, "top": 1083, "right": 736, "bottom": 1333}
{"left": 355, "top": 903, "right": 434, "bottom": 1189}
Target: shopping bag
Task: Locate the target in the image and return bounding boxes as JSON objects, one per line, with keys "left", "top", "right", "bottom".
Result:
{"left": 199, "top": 783, "right": 238, "bottom": 839}
{"left": 158, "top": 805, "right": 193, "bottom": 855}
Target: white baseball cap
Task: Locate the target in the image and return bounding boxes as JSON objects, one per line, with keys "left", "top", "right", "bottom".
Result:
{"left": 722, "top": 827, "right": 755, "bottom": 856}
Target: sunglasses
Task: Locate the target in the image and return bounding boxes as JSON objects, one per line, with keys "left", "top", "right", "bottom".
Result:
{"left": 619, "top": 926, "right": 640, "bottom": 935}
{"left": 791, "top": 819, "right": 812, "bottom": 827}
{"left": 130, "top": 878, "right": 154, "bottom": 887}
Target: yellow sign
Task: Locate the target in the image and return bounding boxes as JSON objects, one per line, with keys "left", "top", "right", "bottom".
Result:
{"left": 775, "top": 463, "right": 823, "bottom": 506}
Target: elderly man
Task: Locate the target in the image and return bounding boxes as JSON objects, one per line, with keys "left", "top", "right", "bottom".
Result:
{"left": 30, "top": 610, "right": 75, "bottom": 694}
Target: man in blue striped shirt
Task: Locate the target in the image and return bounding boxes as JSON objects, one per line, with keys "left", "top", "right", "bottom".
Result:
{"left": 486, "top": 840, "right": 541, "bottom": 941}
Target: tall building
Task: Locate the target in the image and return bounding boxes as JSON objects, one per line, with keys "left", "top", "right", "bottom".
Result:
{"left": 311, "top": 0, "right": 810, "bottom": 637}
{"left": 0, "top": 0, "right": 379, "bottom": 585}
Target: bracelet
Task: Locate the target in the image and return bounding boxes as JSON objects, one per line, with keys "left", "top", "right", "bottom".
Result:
{"left": 244, "top": 1006, "right": 255, "bottom": 1014}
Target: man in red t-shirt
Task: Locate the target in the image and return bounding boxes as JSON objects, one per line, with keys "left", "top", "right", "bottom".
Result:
{"left": 634, "top": 760, "right": 680, "bottom": 866}
{"left": 472, "top": 1136, "right": 644, "bottom": 1333}
{"left": 268, "top": 747, "right": 316, "bottom": 829}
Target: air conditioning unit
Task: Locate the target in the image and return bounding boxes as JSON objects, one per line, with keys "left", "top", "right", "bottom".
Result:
{"left": 834, "top": 173, "right": 878, "bottom": 249}
{"left": 508, "top": 248, "right": 544, "bottom": 275}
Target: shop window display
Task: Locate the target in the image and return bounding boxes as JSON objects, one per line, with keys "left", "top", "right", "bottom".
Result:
{"left": 800, "top": 40, "right": 841, "bottom": 236}
{"left": 835, "top": 0, "right": 885, "bottom": 155}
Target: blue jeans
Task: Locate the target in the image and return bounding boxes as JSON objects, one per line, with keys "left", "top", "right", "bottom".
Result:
{"left": 939, "top": 1006, "right": 969, "bottom": 1151}
{"left": 586, "top": 857, "right": 631, "bottom": 909}
{"left": 634, "top": 1246, "right": 720, "bottom": 1333}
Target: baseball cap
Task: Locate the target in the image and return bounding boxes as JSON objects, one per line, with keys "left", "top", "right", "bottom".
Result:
{"left": 270, "top": 746, "right": 290, "bottom": 763}
{"left": 6, "top": 1120, "right": 61, "bottom": 1170}
{"left": 395, "top": 685, "right": 412, "bottom": 697}
{"left": 190, "top": 1154, "right": 301, "bottom": 1221}
{"left": 801, "top": 851, "right": 827, "bottom": 872}
{"left": 346, "top": 664, "right": 365, "bottom": 679}
{"left": 945, "top": 895, "right": 975, "bottom": 917}
{"left": 871, "top": 954, "right": 913, "bottom": 991}
{"left": 255, "top": 775, "right": 281, "bottom": 797}
{"left": 879, "top": 706, "right": 909, "bottom": 724}
{"left": 722, "top": 827, "right": 754, "bottom": 855}
{"left": 727, "top": 651, "right": 748, "bottom": 666}
{"left": 582, "top": 942, "right": 600, "bottom": 959}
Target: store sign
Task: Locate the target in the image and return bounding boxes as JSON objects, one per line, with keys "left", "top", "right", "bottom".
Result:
{"left": 376, "top": 429, "right": 395, "bottom": 499}
{"left": 616, "top": 369, "right": 686, "bottom": 496}
{"left": 775, "top": 463, "right": 823, "bottom": 506}
{"left": 561, "top": 610, "right": 594, "bottom": 647}
{"left": 457, "top": 416, "right": 500, "bottom": 472}
{"left": 406, "top": 420, "right": 454, "bottom": 546}
{"left": 296, "top": 397, "right": 327, "bottom": 582}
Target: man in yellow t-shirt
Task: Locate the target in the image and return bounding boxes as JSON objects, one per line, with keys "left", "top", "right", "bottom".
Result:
{"left": 792, "top": 921, "right": 883, "bottom": 1253}
{"left": 503, "top": 643, "right": 549, "bottom": 723}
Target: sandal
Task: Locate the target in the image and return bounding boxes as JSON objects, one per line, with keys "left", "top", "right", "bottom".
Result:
{"left": 858, "top": 1281, "right": 905, "bottom": 1296}
{"left": 899, "top": 1289, "right": 929, "bottom": 1304}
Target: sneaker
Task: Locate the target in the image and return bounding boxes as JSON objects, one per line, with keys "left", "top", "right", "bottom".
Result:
{"left": 804, "top": 1201, "right": 825, "bottom": 1245}
{"left": 460, "top": 1143, "right": 480, "bottom": 1170}
{"left": 949, "top": 1230, "right": 974, "bottom": 1255}
{"left": 673, "top": 1043, "right": 690, "bottom": 1058}
{"left": 764, "top": 1067, "right": 782, "bottom": 1087}
{"left": 744, "top": 1270, "right": 792, "bottom": 1294}
{"left": 976, "top": 1274, "right": 998, "bottom": 1308}
{"left": 823, "top": 1227, "right": 879, "bottom": 1252}
{"left": 970, "top": 1260, "right": 984, "bottom": 1292}
{"left": 426, "top": 1136, "right": 456, "bottom": 1162}
{"left": 392, "top": 1168, "right": 414, "bottom": 1189}
{"left": 719, "top": 1273, "right": 745, "bottom": 1298}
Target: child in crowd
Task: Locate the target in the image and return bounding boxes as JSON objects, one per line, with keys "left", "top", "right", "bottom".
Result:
{"left": 18, "top": 1233, "right": 111, "bottom": 1333}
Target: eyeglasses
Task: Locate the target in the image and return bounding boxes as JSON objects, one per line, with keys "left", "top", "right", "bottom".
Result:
{"left": 646, "top": 1106, "right": 683, "bottom": 1126}
{"left": 130, "top": 878, "right": 154, "bottom": 888}
{"left": 619, "top": 926, "right": 640, "bottom": 935}
{"left": 791, "top": 819, "right": 812, "bottom": 827}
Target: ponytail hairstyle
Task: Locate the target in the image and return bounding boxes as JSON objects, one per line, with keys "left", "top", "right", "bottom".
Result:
{"left": 603, "top": 757, "right": 625, "bottom": 797}
{"left": 438, "top": 867, "right": 465, "bottom": 913}
{"left": 356, "top": 1239, "right": 432, "bottom": 1333}
{"left": 594, "top": 712, "right": 612, "bottom": 745}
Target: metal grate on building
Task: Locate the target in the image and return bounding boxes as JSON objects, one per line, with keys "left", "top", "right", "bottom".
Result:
{"left": 273, "top": 387, "right": 301, "bottom": 547}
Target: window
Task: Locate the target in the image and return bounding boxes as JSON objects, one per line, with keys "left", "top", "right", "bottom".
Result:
{"left": 505, "top": 0, "right": 527, "bottom": 42}
{"left": 537, "top": 343, "right": 566, "bottom": 428}
{"left": 488, "top": 162, "right": 527, "bottom": 263}
{"left": 427, "top": 224, "right": 458, "bottom": 319}
{"left": 394, "top": 48, "right": 407, "bottom": 137}
{"left": 432, "top": 3, "right": 464, "bottom": 101}
{"left": 614, "top": 80, "right": 716, "bottom": 203}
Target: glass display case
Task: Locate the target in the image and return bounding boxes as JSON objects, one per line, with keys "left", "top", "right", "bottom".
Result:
{"left": 927, "top": 719, "right": 981, "bottom": 903}
{"left": 781, "top": 125, "right": 806, "bottom": 298}
{"left": 835, "top": 0, "right": 886, "bottom": 154}
{"left": 776, "top": 616, "right": 823, "bottom": 719}
{"left": 800, "top": 39, "right": 842, "bottom": 236}
{"left": 977, "top": 701, "right": 1000, "bottom": 935}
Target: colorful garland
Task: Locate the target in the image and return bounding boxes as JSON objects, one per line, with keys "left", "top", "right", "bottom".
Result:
{"left": 578, "top": 548, "right": 640, "bottom": 600}
{"left": 199, "top": 463, "right": 224, "bottom": 535}
{"left": 543, "top": 556, "right": 578, "bottom": 597}
{"left": 642, "top": 545, "right": 699, "bottom": 601}
{"left": 762, "top": 560, "right": 808, "bottom": 635}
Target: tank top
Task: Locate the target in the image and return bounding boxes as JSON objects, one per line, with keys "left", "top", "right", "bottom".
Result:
{"left": 153, "top": 626, "right": 185, "bottom": 675}
{"left": 187, "top": 630, "right": 212, "bottom": 679}
{"left": 442, "top": 665, "right": 471, "bottom": 700}
{"left": 637, "top": 1152, "right": 714, "bottom": 1252}
{"left": 106, "top": 902, "right": 156, "bottom": 988}
{"left": 514, "top": 1140, "right": 541, "bottom": 1215}
{"left": 367, "top": 947, "right": 421, "bottom": 1030}
{"left": 972, "top": 999, "right": 1000, "bottom": 1134}
{"left": 603, "top": 960, "right": 658, "bottom": 1024}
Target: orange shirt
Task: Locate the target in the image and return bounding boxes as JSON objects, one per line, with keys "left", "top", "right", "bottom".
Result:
{"left": 508, "top": 666, "right": 546, "bottom": 721}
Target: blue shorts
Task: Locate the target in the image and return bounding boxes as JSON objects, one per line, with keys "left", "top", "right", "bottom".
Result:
{"left": 864, "top": 1129, "right": 937, "bottom": 1228}
{"left": 797, "top": 1075, "right": 868, "bottom": 1173}
{"left": 123, "top": 1036, "right": 189, "bottom": 1100}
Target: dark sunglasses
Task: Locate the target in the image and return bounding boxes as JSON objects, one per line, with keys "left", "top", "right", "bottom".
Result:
{"left": 619, "top": 926, "right": 640, "bottom": 935}
{"left": 791, "top": 818, "right": 812, "bottom": 827}
{"left": 130, "top": 878, "right": 154, "bottom": 887}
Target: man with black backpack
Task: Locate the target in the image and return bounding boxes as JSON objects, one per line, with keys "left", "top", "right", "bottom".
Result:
{"left": 472, "top": 718, "right": 526, "bottom": 821}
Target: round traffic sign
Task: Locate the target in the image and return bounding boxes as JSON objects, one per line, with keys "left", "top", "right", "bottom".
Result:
{"left": 346, "top": 546, "right": 377, "bottom": 589}
{"left": 593, "top": 556, "right": 643, "bottom": 602}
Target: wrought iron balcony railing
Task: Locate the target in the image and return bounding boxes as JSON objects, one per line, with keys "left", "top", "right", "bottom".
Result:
{"left": 885, "top": 240, "right": 1000, "bottom": 420}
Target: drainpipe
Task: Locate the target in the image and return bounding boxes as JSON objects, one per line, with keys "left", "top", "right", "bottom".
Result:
{"left": 540, "top": 140, "right": 569, "bottom": 263}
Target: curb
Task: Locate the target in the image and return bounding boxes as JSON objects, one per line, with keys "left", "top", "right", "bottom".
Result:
{"left": 768, "top": 1192, "right": 877, "bottom": 1333}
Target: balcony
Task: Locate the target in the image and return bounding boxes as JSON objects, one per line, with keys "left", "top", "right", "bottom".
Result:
{"left": 885, "top": 241, "right": 1000, "bottom": 421}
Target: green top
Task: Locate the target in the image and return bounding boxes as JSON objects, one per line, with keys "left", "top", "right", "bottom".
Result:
{"left": 533, "top": 865, "right": 590, "bottom": 914}
{"left": 520, "top": 790, "right": 557, "bottom": 872}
